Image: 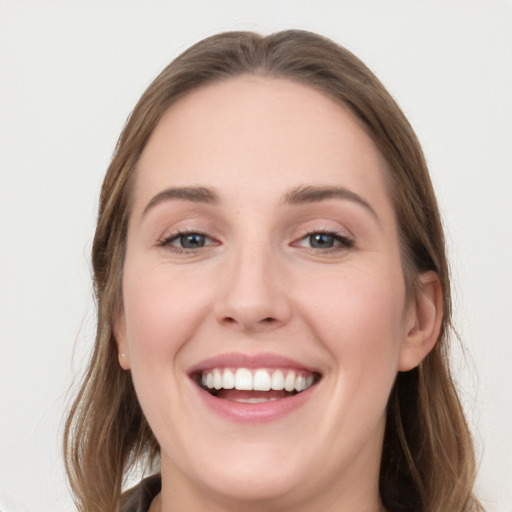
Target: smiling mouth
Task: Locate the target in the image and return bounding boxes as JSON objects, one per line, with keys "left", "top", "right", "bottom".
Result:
{"left": 193, "top": 367, "right": 321, "bottom": 403}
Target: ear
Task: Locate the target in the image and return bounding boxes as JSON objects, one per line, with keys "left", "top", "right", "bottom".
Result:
{"left": 114, "top": 313, "right": 131, "bottom": 370}
{"left": 399, "top": 271, "right": 443, "bottom": 372}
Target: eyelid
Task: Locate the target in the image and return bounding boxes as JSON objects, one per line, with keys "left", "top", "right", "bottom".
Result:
{"left": 291, "top": 227, "right": 355, "bottom": 253}
{"left": 296, "top": 232, "right": 352, "bottom": 246}
{"left": 157, "top": 228, "right": 219, "bottom": 251}
{"left": 292, "top": 222, "right": 353, "bottom": 240}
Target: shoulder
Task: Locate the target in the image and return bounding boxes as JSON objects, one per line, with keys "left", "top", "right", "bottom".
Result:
{"left": 120, "top": 474, "right": 162, "bottom": 512}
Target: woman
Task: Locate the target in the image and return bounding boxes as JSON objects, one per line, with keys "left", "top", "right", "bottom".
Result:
{"left": 64, "top": 30, "right": 483, "bottom": 512}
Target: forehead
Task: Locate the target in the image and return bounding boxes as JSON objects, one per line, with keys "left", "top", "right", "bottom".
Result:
{"left": 134, "top": 75, "right": 393, "bottom": 217}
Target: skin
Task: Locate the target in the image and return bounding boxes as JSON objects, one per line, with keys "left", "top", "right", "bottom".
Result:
{"left": 115, "top": 76, "right": 442, "bottom": 512}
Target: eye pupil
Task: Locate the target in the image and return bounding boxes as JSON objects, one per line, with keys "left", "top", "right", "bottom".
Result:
{"left": 180, "top": 233, "right": 205, "bottom": 249}
{"left": 309, "top": 233, "right": 334, "bottom": 248}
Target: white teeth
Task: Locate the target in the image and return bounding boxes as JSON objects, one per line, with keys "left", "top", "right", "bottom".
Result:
{"left": 271, "top": 370, "right": 285, "bottom": 390}
{"left": 235, "top": 368, "right": 253, "bottom": 390}
{"left": 295, "top": 375, "right": 306, "bottom": 392}
{"left": 222, "top": 369, "right": 235, "bottom": 389}
{"left": 253, "top": 369, "right": 271, "bottom": 391}
{"left": 284, "top": 370, "right": 296, "bottom": 392}
{"left": 232, "top": 397, "right": 280, "bottom": 403}
{"left": 200, "top": 367, "right": 316, "bottom": 394}
{"left": 213, "top": 369, "right": 223, "bottom": 390}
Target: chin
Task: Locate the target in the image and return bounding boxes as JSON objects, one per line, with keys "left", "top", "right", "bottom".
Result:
{"left": 200, "top": 463, "right": 305, "bottom": 506}
{"left": 164, "top": 441, "right": 313, "bottom": 507}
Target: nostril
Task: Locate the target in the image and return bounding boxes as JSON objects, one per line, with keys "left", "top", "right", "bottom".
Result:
{"left": 220, "top": 315, "right": 279, "bottom": 331}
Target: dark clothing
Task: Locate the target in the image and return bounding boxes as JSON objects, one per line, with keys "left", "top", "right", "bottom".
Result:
{"left": 120, "top": 474, "right": 161, "bottom": 512}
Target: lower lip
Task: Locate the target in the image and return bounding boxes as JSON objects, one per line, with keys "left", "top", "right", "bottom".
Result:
{"left": 193, "top": 382, "right": 318, "bottom": 423}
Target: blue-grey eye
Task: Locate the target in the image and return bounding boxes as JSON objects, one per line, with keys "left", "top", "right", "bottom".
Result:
{"left": 309, "top": 233, "right": 336, "bottom": 248}
{"left": 178, "top": 233, "right": 206, "bottom": 249}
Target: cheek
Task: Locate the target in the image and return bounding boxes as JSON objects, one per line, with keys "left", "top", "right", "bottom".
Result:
{"left": 286, "top": 262, "right": 408, "bottom": 470}
{"left": 297, "top": 263, "right": 407, "bottom": 375}
{"left": 121, "top": 259, "right": 212, "bottom": 370}
{"left": 120, "top": 258, "right": 216, "bottom": 444}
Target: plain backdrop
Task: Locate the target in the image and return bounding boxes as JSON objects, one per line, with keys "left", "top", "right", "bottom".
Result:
{"left": 1, "top": 1, "right": 511, "bottom": 511}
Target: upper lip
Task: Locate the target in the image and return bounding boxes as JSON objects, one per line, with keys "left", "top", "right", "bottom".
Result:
{"left": 187, "top": 352, "right": 320, "bottom": 375}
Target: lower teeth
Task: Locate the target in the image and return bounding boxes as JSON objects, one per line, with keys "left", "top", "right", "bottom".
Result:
{"left": 230, "top": 397, "right": 280, "bottom": 403}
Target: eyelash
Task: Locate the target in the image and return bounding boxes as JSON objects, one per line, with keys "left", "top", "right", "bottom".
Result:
{"left": 296, "top": 231, "right": 354, "bottom": 253}
{"left": 157, "top": 230, "right": 217, "bottom": 254}
{"left": 157, "top": 230, "right": 354, "bottom": 254}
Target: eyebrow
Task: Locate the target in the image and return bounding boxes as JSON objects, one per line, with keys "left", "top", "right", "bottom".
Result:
{"left": 141, "top": 184, "right": 377, "bottom": 220}
{"left": 142, "top": 186, "right": 218, "bottom": 216}
{"left": 283, "top": 185, "right": 378, "bottom": 219}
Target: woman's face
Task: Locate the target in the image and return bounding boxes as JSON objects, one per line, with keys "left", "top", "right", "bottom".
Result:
{"left": 116, "top": 76, "right": 431, "bottom": 510}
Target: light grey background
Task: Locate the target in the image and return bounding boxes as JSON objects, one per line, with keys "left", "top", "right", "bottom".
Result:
{"left": 1, "top": 1, "right": 511, "bottom": 511}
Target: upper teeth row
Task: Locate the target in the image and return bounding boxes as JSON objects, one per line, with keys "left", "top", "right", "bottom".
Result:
{"left": 201, "top": 368, "right": 314, "bottom": 392}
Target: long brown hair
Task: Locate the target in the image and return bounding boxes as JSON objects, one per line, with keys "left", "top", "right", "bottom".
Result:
{"left": 64, "top": 30, "right": 482, "bottom": 512}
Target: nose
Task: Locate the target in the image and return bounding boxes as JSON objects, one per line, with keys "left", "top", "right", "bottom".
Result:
{"left": 214, "top": 241, "right": 292, "bottom": 333}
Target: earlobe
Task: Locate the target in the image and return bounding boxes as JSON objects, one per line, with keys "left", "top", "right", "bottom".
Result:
{"left": 399, "top": 271, "right": 443, "bottom": 372}
{"left": 114, "top": 314, "right": 131, "bottom": 370}
{"left": 118, "top": 351, "right": 130, "bottom": 369}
